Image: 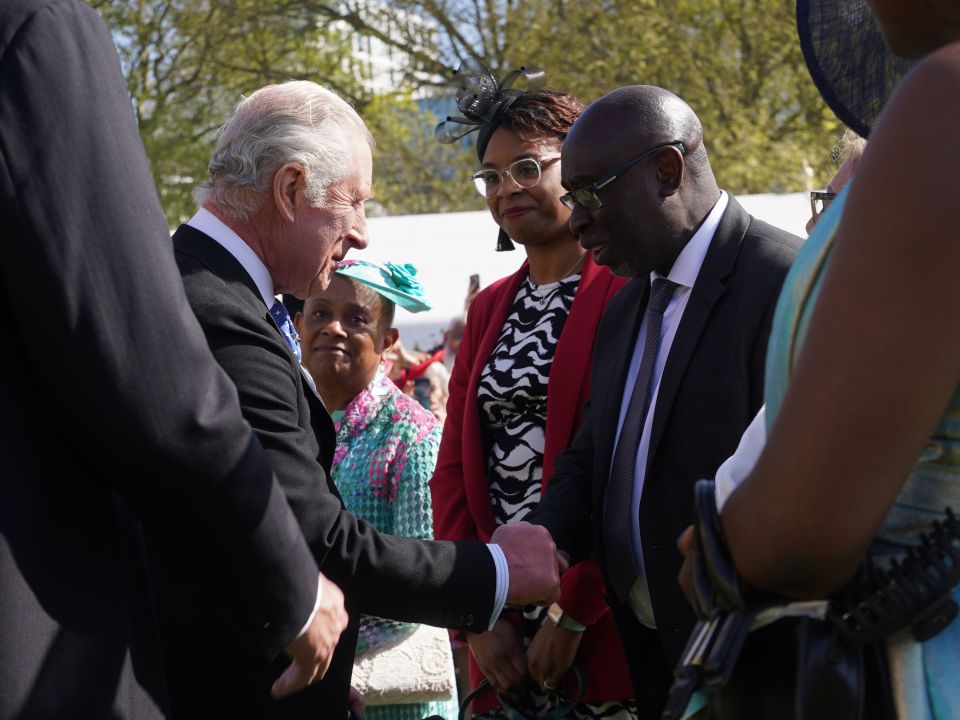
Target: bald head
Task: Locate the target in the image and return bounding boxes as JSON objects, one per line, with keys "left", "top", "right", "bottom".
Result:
{"left": 561, "top": 85, "right": 721, "bottom": 277}
{"left": 571, "top": 85, "right": 710, "bottom": 179}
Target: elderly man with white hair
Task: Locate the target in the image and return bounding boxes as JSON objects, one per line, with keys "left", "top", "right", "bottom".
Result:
{"left": 147, "top": 80, "right": 564, "bottom": 720}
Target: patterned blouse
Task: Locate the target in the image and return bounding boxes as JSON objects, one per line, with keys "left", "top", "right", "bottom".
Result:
{"left": 331, "top": 369, "right": 456, "bottom": 720}
{"left": 478, "top": 273, "right": 580, "bottom": 525}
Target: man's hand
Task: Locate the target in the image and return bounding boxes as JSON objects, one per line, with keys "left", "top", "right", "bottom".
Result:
{"left": 467, "top": 620, "right": 529, "bottom": 694}
{"left": 272, "top": 573, "right": 349, "bottom": 699}
{"left": 492, "top": 522, "right": 566, "bottom": 606}
{"left": 676, "top": 525, "right": 696, "bottom": 606}
{"left": 526, "top": 620, "right": 583, "bottom": 693}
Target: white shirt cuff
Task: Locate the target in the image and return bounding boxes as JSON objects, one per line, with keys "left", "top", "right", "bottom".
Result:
{"left": 485, "top": 543, "right": 509, "bottom": 629}
{"left": 294, "top": 576, "right": 323, "bottom": 640}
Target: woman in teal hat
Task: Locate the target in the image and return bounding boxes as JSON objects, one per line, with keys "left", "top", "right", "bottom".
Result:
{"left": 295, "top": 259, "right": 458, "bottom": 720}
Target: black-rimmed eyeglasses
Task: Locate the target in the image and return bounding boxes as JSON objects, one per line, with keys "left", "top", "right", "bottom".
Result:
{"left": 471, "top": 155, "right": 561, "bottom": 198}
{"left": 559, "top": 142, "right": 686, "bottom": 211}
{"left": 809, "top": 190, "right": 837, "bottom": 218}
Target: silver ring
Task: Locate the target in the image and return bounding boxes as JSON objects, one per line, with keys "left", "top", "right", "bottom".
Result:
{"left": 543, "top": 681, "right": 556, "bottom": 690}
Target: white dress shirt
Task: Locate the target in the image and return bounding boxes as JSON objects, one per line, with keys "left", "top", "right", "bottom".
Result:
{"left": 186, "top": 209, "right": 508, "bottom": 630}
{"left": 611, "top": 191, "right": 729, "bottom": 628}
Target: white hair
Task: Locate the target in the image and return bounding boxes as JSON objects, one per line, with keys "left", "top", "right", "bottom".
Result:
{"left": 194, "top": 80, "right": 374, "bottom": 220}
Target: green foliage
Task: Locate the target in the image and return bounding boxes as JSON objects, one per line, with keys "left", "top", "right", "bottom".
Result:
{"left": 91, "top": 0, "right": 362, "bottom": 225}
{"left": 493, "top": 0, "right": 842, "bottom": 194}
{"left": 94, "top": 0, "right": 844, "bottom": 223}
{"left": 364, "top": 94, "right": 484, "bottom": 214}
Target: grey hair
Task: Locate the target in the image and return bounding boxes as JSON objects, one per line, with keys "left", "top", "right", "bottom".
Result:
{"left": 832, "top": 127, "right": 867, "bottom": 165}
{"left": 194, "top": 81, "right": 374, "bottom": 221}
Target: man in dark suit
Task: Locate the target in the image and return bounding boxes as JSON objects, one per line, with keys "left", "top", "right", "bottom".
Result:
{"left": 0, "top": 2, "right": 348, "bottom": 719}
{"left": 154, "top": 80, "right": 563, "bottom": 719}
{"left": 528, "top": 86, "right": 802, "bottom": 717}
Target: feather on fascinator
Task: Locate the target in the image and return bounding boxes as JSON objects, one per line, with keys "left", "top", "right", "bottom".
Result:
{"left": 434, "top": 59, "right": 547, "bottom": 162}
{"left": 434, "top": 59, "right": 546, "bottom": 251}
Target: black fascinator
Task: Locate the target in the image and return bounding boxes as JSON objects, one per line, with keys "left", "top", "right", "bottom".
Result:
{"left": 435, "top": 59, "right": 546, "bottom": 251}
{"left": 797, "top": 0, "right": 914, "bottom": 138}
{"left": 435, "top": 59, "right": 546, "bottom": 161}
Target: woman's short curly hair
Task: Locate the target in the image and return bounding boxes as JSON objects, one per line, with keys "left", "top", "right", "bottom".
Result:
{"left": 496, "top": 89, "right": 584, "bottom": 146}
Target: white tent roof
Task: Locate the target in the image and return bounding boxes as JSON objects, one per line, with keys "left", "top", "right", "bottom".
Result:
{"left": 359, "top": 192, "right": 810, "bottom": 349}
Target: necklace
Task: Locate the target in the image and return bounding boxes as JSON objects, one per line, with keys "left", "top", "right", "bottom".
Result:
{"left": 527, "top": 253, "right": 586, "bottom": 309}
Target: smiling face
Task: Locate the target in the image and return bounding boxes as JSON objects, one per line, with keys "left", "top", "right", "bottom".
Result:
{"left": 295, "top": 275, "right": 393, "bottom": 406}
{"left": 277, "top": 138, "right": 373, "bottom": 299}
{"left": 481, "top": 127, "right": 571, "bottom": 249}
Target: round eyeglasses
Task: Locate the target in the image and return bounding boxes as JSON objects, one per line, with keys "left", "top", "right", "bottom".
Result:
{"left": 471, "top": 155, "right": 560, "bottom": 198}
{"left": 559, "top": 142, "right": 686, "bottom": 211}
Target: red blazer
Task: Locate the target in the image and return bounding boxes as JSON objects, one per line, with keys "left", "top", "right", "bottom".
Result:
{"left": 431, "top": 254, "right": 633, "bottom": 707}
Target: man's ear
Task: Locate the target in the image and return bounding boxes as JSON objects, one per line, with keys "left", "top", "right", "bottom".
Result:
{"left": 273, "top": 162, "right": 306, "bottom": 223}
{"left": 293, "top": 311, "right": 303, "bottom": 333}
{"left": 655, "top": 146, "right": 685, "bottom": 197}
{"left": 380, "top": 328, "right": 400, "bottom": 356}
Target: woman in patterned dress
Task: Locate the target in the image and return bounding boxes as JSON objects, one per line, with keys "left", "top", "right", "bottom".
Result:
{"left": 295, "top": 260, "right": 458, "bottom": 720}
{"left": 431, "top": 87, "right": 636, "bottom": 718}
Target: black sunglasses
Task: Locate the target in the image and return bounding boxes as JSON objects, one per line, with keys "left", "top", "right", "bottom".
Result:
{"left": 560, "top": 141, "right": 686, "bottom": 210}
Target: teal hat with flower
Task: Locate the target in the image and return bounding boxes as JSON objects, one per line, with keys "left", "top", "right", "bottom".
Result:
{"left": 334, "top": 259, "right": 432, "bottom": 313}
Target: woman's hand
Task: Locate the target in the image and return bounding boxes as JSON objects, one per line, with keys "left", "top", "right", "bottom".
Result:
{"left": 526, "top": 621, "right": 583, "bottom": 693}
{"left": 467, "top": 619, "right": 529, "bottom": 694}
{"left": 676, "top": 525, "right": 696, "bottom": 606}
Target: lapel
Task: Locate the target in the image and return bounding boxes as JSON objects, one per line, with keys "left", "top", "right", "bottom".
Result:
{"left": 592, "top": 277, "right": 650, "bottom": 510}
{"left": 645, "top": 197, "right": 750, "bottom": 471}
{"left": 173, "top": 224, "right": 337, "bottom": 470}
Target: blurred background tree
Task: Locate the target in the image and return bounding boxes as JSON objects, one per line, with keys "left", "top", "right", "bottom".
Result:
{"left": 93, "top": 0, "right": 841, "bottom": 224}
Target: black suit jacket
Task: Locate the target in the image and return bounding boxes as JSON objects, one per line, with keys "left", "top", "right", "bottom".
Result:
{"left": 155, "top": 225, "right": 498, "bottom": 718}
{"left": 530, "top": 197, "right": 801, "bottom": 717}
{"left": 0, "top": 2, "right": 319, "bottom": 718}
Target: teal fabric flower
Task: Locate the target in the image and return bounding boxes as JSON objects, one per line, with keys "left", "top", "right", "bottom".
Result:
{"left": 335, "top": 259, "right": 432, "bottom": 313}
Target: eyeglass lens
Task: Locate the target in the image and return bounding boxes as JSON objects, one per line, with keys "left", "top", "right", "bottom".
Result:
{"left": 810, "top": 191, "right": 837, "bottom": 216}
{"left": 473, "top": 158, "right": 542, "bottom": 197}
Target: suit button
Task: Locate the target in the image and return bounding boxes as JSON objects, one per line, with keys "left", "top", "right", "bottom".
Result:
{"left": 651, "top": 544, "right": 664, "bottom": 551}
{"left": 465, "top": 614, "right": 474, "bottom": 625}
{"left": 263, "top": 621, "right": 271, "bottom": 631}
{"left": 669, "top": 627, "right": 682, "bottom": 634}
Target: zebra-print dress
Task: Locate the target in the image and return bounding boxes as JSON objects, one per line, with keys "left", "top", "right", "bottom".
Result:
{"left": 477, "top": 272, "right": 637, "bottom": 720}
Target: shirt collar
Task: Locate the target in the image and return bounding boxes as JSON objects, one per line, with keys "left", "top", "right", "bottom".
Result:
{"left": 187, "top": 207, "right": 277, "bottom": 308}
{"left": 651, "top": 190, "right": 728, "bottom": 289}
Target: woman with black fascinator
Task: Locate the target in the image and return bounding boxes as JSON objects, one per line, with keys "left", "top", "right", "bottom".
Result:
{"left": 673, "top": 1, "right": 960, "bottom": 718}
{"left": 431, "top": 63, "right": 637, "bottom": 719}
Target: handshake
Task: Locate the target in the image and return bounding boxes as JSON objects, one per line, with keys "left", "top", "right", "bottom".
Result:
{"left": 271, "top": 522, "right": 564, "bottom": 700}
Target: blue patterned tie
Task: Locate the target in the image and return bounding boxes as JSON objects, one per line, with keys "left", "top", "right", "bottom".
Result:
{"left": 270, "top": 299, "right": 301, "bottom": 362}
{"left": 604, "top": 277, "right": 678, "bottom": 602}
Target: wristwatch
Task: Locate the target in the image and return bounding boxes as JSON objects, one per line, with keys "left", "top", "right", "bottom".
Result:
{"left": 546, "top": 603, "right": 587, "bottom": 632}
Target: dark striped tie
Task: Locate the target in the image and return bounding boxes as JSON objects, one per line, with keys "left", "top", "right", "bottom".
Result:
{"left": 604, "top": 277, "right": 678, "bottom": 602}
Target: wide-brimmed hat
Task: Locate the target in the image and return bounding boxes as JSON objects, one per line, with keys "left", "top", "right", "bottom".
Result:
{"left": 334, "top": 260, "right": 432, "bottom": 313}
{"left": 797, "top": 0, "right": 915, "bottom": 138}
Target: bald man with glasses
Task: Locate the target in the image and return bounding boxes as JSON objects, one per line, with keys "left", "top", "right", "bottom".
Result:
{"left": 527, "top": 85, "right": 803, "bottom": 719}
